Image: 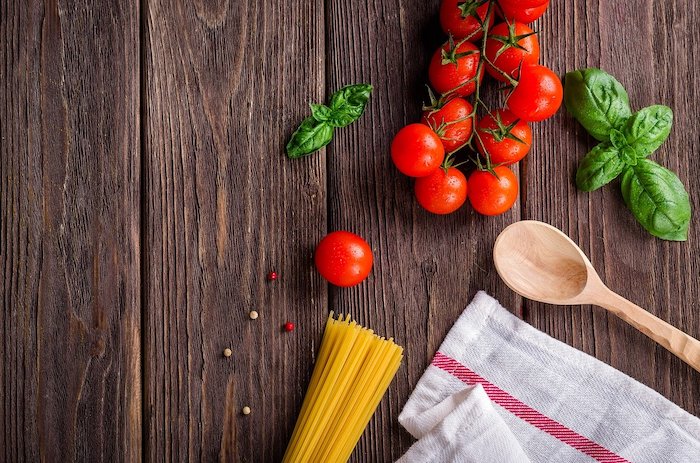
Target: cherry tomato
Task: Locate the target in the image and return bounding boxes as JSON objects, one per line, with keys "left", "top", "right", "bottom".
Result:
{"left": 315, "top": 231, "right": 373, "bottom": 287}
{"left": 421, "top": 97, "right": 474, "bottom": 153}
{"left": 506, "top": 64, "right": 562, "bottom": 122}
{"left": 391, "top": 124, "right": 445, "bottom": 177}
{"left": 439, "top": 0, "right": 494, "bottom": 42}
{"left": 476, "top": 109, "right": 532, "bottom": 165}
{"left": 499, "top": 0, "right": 548, "bottom": 8}
{"left": 498, "top": 0, "right": 549, "bottom": 24}
{"left": 429, "top": 40, "right": 482, "bottom": 96}
{"left": 467, "top": 166, "right": 518, "bottom": 216}
{"left": 485, "top": 22, "right": 539, "bottom": 82}
{"left": 414, "top": 167, "right": 468, "bottom": 214}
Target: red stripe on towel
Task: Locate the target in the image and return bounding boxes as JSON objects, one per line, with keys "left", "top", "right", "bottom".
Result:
{"left": 432, "top": 351, "right": 631, "bottom": 463}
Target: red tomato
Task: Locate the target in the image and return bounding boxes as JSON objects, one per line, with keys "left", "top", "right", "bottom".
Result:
{"left": 476, "top": 109, "right": 532, "bottom": 165}
{"left": 315, "top": 231, "right": 373, "bottom": 287}
{"left": 499, "top": 0, "right": 549, "bottom": 24}
{"left": 414, "top": 167, "right": 468, "bottom": 214}
{"left": 484, "top": 22, "right": 539, "bottom": 82}
{"left": 421, "top": 97, "right": 474, "bottom": 153}
{"left": 391, "top": 124, "right": 445, "bottom": 177}
{"left": 429, "top": 40, "right": 482, "bottom": 96}
{"left": 440, "top": 0, "right": 494, "bottom": 42}
{"left": 506, "top": 64, "right": 562, "bottom": 122}
{"left": 467, "top": 166, "right": 518, "bottom": 215}
{"left": 499, "top": 0, "right": 548, "bottom": 8}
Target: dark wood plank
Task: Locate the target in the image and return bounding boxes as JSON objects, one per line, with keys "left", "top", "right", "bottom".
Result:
{"left": 325, "top": 1, "right": 521, "bottom": 461}
{"left": 1, "top": 1, "right": 141, "bottom": 461}
{"left": 525, "top": 0, "right": 700, "bottom": 415}
{"left": 142, "top": 1, "right": 326, "bottom": 461}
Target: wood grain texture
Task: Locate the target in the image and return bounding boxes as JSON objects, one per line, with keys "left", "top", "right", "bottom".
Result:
{"left": 526, "top": 0, "right": 700, "bottom": 415}
{"left": 142, "top": 1, "right": 326, "bottom": 461}
{"left": 325, "top": 1, "right": 520, "bottom": 461}
{"left": 1, "top": 0, "right": 141, "bottom": 461}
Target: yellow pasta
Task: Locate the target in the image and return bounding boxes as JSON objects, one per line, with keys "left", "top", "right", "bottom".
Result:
{"left": 282, "top": 313, "right": 404, "bottom": 463}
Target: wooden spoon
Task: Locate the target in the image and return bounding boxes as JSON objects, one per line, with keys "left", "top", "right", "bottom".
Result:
{"left": 493, "top": 220, "right": 700, "bottom": 373}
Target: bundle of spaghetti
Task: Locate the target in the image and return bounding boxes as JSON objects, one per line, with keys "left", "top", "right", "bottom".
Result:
{"left": 282, "top": 313, "right": 404, "bottom": 463}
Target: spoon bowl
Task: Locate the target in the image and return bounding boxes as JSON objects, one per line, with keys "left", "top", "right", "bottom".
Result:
{"left": 492, "top": 220, "right": 700, "bottom": 373}
{"left": 493, "top": 221, "right": 595, "bottom": 304}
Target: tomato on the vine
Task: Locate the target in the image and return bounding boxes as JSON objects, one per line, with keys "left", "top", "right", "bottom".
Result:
{"left": 421, "top": 97, "right": 474, "bottom": 153}
{"left": 315, "top": 231, "right": 373, "bottom": 287}
{"left": 476, "top": 109, "right": 532, "bottom": 165}
{"left": 414, "top": 167, "right": 468, "bottom": 214}
{"left": 439, "top": 0, "right": 494, "bottom": 42}
{"left": 499, "top": 0, "right": 548, "bottom": 8}
{"left": 391, "top": 123, "right": 445, "bottom": 177}
{"left": 468, "top": 166, "right": 518, "bottom": 216}
{"left": 429, "top": 39, "right": 483, "bottom": 96}
{"left": 506, "top": 64, "right": 562, "bottom": 122}
{"left": 484, "top": 22, "right": 539, "bottom": 82}
{"left": 498, "top": 0, "right": 549, "bottom": 24}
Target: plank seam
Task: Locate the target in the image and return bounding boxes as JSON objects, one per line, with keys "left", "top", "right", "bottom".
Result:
{"left": 139, "top": 0, "right": 149, "bottom": 460}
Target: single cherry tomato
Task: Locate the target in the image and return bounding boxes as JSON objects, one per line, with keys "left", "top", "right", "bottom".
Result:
{"left": 414, "top": 167, "right": 468, "bottom": 215}
{"left": 429, "top": 40, "right": 482, "bottom": 96}
{"left": 391, "top": 124, "right": 445, "bottom": 177}
{"left": 439, "top": 0, "right": 494, "bottom": 42}
{"left": 468, "top": 166, "right": 518, "bottom": 216}
{"left": 476, "top": 109, "right": 532, "bottom": 165}
{"left": 499, "top": 0, "right": 548, "bottom": 9}
{"left": 484, "top": 22, "right": 539, "bottom": 82}
{"left": 315, "top": 231, "right": 373, "bottom": 287}
{"left": 421, "top": 97, "right": 474, "bottom": 153}
{"left": 498, "top": 0, "right": 549, "bottom": 24}
{"left": 506, "top": 64, "right": 562, "bottom": 122}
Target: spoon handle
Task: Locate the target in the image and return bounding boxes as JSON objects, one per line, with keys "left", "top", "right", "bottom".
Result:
{"left": 598, "top": 290, "right": 700, "bottom": 373}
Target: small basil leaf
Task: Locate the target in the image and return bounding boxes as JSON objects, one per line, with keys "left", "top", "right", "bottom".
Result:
{"left": 564, "top": 68, "right": 631, "bottom": 141}
{"left": 621, "top": 159, "right": 691, "bottom": 241}
{"left": 310, "top": 104, "right": 332, "bottom": 122}
{"left": 575, "top": 143, "right": 625, "bottom": 192}
{"left": 286, "top": 117, "right": 334, "bottom": 159}
{"left": 619, "top": 146, "right": 638, "bottom": 166}
{"left": 622, "top": 105, "right": 673, "bottom": 158}
{"left": 609, "top": 129, "right": 627, "bottom": 150}
{"left": 328, "top": 84, "right": 373, "bottom": 128}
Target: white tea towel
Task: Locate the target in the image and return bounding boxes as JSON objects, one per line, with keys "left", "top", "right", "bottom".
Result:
{"left": 398, "top": 291, "right": 700, "bottom": 463}
{"left": 398, "top": 384, "right": 531, "bottom": 463}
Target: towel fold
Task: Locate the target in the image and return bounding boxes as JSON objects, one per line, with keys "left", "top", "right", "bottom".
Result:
{"left": 398, "top": 291, "right": 700, "bottom": 462}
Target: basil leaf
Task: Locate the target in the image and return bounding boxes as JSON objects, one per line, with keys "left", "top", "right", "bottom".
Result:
{"left": 609, "top": 129, "right": 627, "bottom": 150}
{"left": 621, "top": 159, "right": 691, "bottom": 241}
{"left": 286, "top": 117, "right": 334, "bottom": 159}
{"left": 328, "top": 84, "right": 373, "bottom": 128}
{"left": 622, "top": 105, "right": 673, "bottom": 158}
{"left": 575, "top": 143, "right": 625, "bottom": 192}
{"left": 287, "top": 83, "right": 371, "bottom": 159}
{"left": 310, "top": 104, "right": 332, "bottom": 122}
{"left": 564, "top": 68, "right": 631, "bottom": 142}
{"left": 618, "top": 146, "right": 639, "bottom": 166}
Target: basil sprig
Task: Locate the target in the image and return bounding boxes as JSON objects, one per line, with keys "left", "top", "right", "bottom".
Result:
{"left": 564, "top": 68, "right": 691, "bottom": 241}
{"left": 286, "top": 84, "right": 372, "bottom": 159}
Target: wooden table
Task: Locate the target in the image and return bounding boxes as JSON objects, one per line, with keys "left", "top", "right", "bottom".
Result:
{"left": 2, "top": 1, "right": 699, "bottom": 461}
